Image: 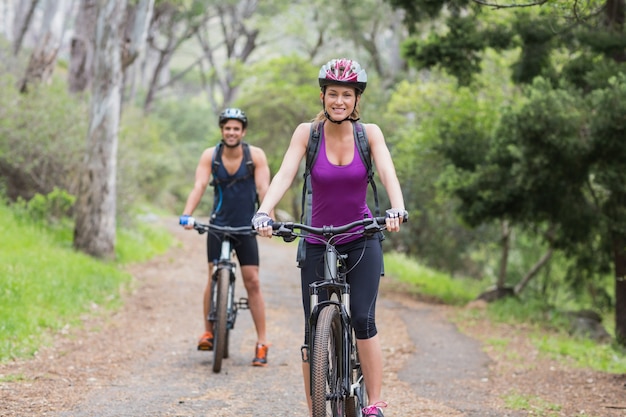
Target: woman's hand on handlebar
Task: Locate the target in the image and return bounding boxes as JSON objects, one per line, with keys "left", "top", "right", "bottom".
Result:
{"left": 385, "top": 208, "right": 408, "bottom": 233}
{"left": 251, "top": 212, "right": 273, "bottom": 238}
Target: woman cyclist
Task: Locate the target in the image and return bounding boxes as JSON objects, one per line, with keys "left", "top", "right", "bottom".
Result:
{"left": 252, "top": 58, "right": 407, "bottom": 417}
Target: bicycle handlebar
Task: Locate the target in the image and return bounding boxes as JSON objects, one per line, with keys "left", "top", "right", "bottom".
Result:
{"left": 181, "top": 216, "right": 256, "bottom": 236}
{"left": 271, "top": 216, "right": 393, "bottom": 242}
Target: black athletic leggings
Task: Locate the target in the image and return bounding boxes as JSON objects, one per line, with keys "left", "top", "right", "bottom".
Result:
{"left": 299, "top": 236, "right": 383, "bottom": 345}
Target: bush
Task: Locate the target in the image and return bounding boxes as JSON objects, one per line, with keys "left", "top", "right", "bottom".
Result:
{"left": 0, "top": 74, "right": 88, "bottom": 202}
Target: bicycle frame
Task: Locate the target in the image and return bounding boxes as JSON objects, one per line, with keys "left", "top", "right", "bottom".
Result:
{"left": 308, "top": 253, "right": 354, "bottom": 401}
{"left": 189, "top": 219, "right": 254, "bottom": 373}
{"left": 272, "top": 216, "right": 389, "bottom": 417}
{"left": 210, "top": 237, "right": 239, "bottom": 330}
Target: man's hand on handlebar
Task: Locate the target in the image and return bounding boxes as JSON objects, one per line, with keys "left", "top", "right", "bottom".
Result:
{"left": 251, "top": 212, "right": 273, "bottom": 238}
{"left": 179, "top": 214, "right": 195, "bottom": 230}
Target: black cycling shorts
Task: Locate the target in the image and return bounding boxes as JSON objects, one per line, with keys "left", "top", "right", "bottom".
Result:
{"left": 207, "top": 232, "right": 259, "bottom": 266}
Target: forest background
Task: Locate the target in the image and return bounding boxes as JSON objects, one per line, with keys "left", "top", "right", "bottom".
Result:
{"left": 1, "top": 0, "right": 626, "bottom": 371}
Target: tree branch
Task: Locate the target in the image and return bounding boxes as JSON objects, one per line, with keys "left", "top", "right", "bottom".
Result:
{"left": 471, "top": 0, "right": 549, "bottom": 9}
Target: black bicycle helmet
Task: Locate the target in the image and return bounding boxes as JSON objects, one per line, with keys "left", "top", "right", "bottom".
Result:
{"left": 318, "top": 58, "right": 367, "bottom": 94}
{"left": 218, "top": 108, "right": 248, "bottom": 128}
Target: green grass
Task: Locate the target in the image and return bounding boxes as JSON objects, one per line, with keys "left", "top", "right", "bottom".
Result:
{"left": 502, "top": 390, "right": 562, "bottom": 416}
{"left": 0, "top": 204, "right": 173, "bottom": 362}
{"left": 386, "top": 251, "right": 626, "bottom": 374}
{"left": 384, "top": 252, "right": 489, "bottom": 305}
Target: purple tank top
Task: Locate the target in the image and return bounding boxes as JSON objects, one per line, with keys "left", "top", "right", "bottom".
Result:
{"left": 307, "top": 129, "right": 372, "bottom": 244}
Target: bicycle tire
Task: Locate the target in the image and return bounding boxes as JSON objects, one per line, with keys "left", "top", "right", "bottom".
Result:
{"left": 223, "top": 325, "right": 230, "bottom": 359}
{"left": 212, "top": 268, "right": 229, "bottom": 373}
{"left": 311, "top": 305, "right": 345, "bottom": 417}
{"left": 346, "top": 336, "right": 368, "bottom": 417}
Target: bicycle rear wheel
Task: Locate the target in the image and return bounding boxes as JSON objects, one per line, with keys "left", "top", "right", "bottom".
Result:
{"left": 311, "top": 305, "right": 345, "bottom": 417}
{"left": 212, "top": 268, "right": 229, "bottom": 373}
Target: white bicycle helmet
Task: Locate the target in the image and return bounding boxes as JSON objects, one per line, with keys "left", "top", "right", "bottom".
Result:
{"left": 318, "top": 58, "right": 367, "bottom": 93}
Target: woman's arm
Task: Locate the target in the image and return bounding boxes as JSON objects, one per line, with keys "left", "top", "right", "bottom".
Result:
{"left": 366, "top": 123, "right": 406, "bottom": 232}
{"left": 251, "top": 146, "right": 272, "bottom": 217}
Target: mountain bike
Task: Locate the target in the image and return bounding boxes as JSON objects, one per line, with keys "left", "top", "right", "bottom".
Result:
{"left": 271, "top": 216, "right": 389, "bottom": 417}
{"left": 184, "top": 217, "right": 254, "bottom": 373}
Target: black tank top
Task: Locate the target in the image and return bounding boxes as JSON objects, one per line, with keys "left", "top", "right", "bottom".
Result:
{"left": 211, "top": 153, "right": 256, "bottom": 227}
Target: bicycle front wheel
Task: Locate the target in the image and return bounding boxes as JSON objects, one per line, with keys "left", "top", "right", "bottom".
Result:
{"left": 311, "top": 305, "right": 345, "bottom": 417}
{"left": 212, "top": 268, "right": 229, "bottom": 373}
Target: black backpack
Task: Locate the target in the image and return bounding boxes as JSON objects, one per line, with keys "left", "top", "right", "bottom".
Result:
{"left": 300, "top": 120, "right": 380, "bottom": 225}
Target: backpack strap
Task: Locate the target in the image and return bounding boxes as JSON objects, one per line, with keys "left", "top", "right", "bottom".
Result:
{"left": 242, "top": 142, "right": 255, "bottom": 178}
{"left": 353, "top": 122, "right": 380, "bottom": 217}
{"left": 300, "top": 122, "right": 323, "bottom": 223}
{"left": 242, "top": 142, "right": 259, "bottom": 208}
{"left": 210, "top": 142, "right": 224, "bottom": 187}
{"left": 211, "top": 142, "right": 255, "bottom": 184}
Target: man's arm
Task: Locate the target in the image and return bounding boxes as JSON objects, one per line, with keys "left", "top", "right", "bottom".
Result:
{"left": 182, "top": 147, "right": 214, "bottom": 217}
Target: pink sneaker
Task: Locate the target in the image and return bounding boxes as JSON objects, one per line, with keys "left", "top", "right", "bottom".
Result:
{"left": 362, "top": 401, "right": 387, "bottom": 417}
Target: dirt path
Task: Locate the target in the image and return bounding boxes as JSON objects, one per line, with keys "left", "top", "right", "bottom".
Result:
{"left": 1, "top": 218, "right": 625, "bottom": 416}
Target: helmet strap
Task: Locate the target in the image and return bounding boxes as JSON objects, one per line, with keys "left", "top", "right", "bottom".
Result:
{"left": 324, "top": 110, "right": 349, "bottom": 124}
{"left": 322, "top": 97, "right": 360, "bottom": 124}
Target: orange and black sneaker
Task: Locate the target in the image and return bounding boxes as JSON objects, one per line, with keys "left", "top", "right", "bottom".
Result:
{"left": 197, "top": 331, "right": 213, "bottom": 351}
{"left": 252, "top": 343, "right": 269, "bottom": 366}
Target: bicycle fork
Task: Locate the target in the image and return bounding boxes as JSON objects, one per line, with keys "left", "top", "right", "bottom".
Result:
{"left": 307, "top": 286, "right": 353, "bottom": 396}
{"left": 210, "top": 261, "right": 249, "bottom": 330}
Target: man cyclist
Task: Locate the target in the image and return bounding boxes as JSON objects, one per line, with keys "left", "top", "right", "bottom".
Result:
{"left": 180, "top": 108, "right": 271, "bottom": 366}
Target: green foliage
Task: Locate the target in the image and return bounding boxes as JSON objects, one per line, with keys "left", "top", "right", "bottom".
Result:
{"left": 482, "top": 297, "right": 626, "bottom": 373}
{"left": 11, "top": 187, "right": 75, "bottom": 225}
{"left": 383, "top": 56, "right": 513, "bottom": 275}
{"left": 0, "top": 203, "right": 173, "bottom": 362}
{"left": 118, "top": 107, "right": 189, "bottom": 216}
{"left": 0, "top": 74, "right": 88, "bottom": 202}
{"left": 0, "top": 203, "right": 128, "bottom": 361}
{"left": 587, "top": 73, "right": 626, "bottom": 238}
{"left": 116, "top": 217, "right": 174, "bottom": 264}
{"left": 149, "top": 96, "right": 222, "bottom": 215}
{"left": 510, "top": 11, "right": 559, "bottom": 84}
{"left": 234, "top": 55, "right": 321, "bottom": 217}
{"left": 442, "top": 78, "right": 589, "bottom": 237}
{"left": 384, "top": 0, "right": 473, "bottom": 32}
{"left": 402, "top": 14, "right": 514, "bottom": 86}
{"left": 385, "top": 252, "right": 488, "bottom": 305}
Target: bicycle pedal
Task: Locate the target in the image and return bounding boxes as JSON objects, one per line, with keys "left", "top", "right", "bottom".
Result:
{"left": 236, "top": 297, "right": 249, "bottom": 309}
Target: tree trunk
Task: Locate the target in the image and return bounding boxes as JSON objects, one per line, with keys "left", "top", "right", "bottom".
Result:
{"left": 514, "top": 247, "right": 553, "bottom": 295}
{"left": 142, "top": 46, "right": 173, "bottom": 113}
{"left": 19, "top": 0, "right": 66, "bottom": 93}
{"left": 68, "top": 0, "right": 98, "bottom": 93}
{"left": 605, "top": 0, "right": 626, "bottom": 62}
{"left": 122, "top": 0, "right": 154, "bottom": 69}
{"left": 613, "top": 234, "right": 626, "bottom": 345}
{"left": 496, "top": 219, "right": 510, "bottom": 289}
{"left": 73, "top": 0, "right": 126, "bottom": 259}
{"left": 12, "top": 0, "right": 39, "bottom": 56}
